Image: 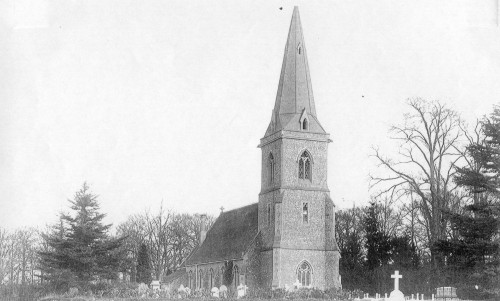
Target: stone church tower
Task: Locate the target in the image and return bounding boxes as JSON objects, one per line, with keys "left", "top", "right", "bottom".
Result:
{"left": 257, "top": 7, "right": 341, "bottom": 289}
{"left": 181, "top": 7, "right": 340, "bottom": 291}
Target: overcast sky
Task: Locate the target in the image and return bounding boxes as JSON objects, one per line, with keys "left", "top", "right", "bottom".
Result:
{"left": 1, "top": 0, "right": 499, "bottom": 230}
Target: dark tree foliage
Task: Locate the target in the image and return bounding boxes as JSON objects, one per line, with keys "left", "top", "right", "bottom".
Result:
{"left": 391, "top": 235, "right": 420, "bottom": 269}
{"left": 364, "top": 202, "right": 393, "bottom": 294}
{"left": 136, "top": 244, "right": 152, "bottom": 284}
{"left": 365, "top": 202, "right": 391, "bottom": 270}
{"left": 339, "top": 232, "right": 367, "bottom": 291}
{"left": 39, "top": 183, "right": 125, "bottom": 290}
{"left": 436, "top": 106, "right": 500, "bottom": 298}
{"left": 336, "top": 206, "right": 367, "bottom": 291}
{"left": 222, "top": 260, "right": 233, "bottom": 286}
{"left": 435, "top": 203, "right": 499, "bottom": 297}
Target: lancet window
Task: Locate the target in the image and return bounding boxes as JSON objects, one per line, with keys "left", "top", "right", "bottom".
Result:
{"left": 198, "top": 269, "right": 203, "bottom": 289}
{"left": 188, "top": 270, "right": 194, "bottom": 290}
{"left": 269, "top": 153, "right": 275, "bottom": 184}
{"left": 303, "top": 203, "right": 309, "bottom": 223}
{"left": 233, "top": 265, "right": 240, "bottom": 287}
{"left": 209, "top": 268, "right": 214, "bottom": 289}
{"left": 302, "top": 118, "right": 308, "bottom": 130}
{"left": 298, "top": 151, "right": 311, "bottom": 180}
{"left": 267, "top": 203, "right": 272, "bottom": 226}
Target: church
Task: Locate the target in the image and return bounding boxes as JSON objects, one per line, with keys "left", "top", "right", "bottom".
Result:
{"left": 182, "top": 7, "right": 341, "bottom": 290}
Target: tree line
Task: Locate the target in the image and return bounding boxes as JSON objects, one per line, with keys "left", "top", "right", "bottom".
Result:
{"left": 0, "top": 183, "right": 213, "bottom": 296}
{"left": 336, "top": 98, "right": 499, "bottom": 299}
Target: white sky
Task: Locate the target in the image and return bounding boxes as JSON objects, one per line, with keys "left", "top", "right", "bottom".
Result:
{"left": 1, "top": 0, "right": 499, "bottom": 230}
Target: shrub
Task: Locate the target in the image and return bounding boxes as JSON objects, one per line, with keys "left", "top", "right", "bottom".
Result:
{"left": 243, "top": 287, "right": 360, "bottom": 300}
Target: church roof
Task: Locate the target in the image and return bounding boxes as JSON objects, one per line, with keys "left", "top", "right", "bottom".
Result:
{"left": 266, "top": 7, "right": 326, "bottom": 137}
{"left": 185, "top": 203, "right": 258, "bottom": 265}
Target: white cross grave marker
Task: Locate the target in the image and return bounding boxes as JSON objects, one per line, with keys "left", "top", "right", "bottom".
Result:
{"left": 388, "top": 270, "right": 404, "bottom": 301}
{"left": 391, "top": 270, "right": 402, "bottom": 291}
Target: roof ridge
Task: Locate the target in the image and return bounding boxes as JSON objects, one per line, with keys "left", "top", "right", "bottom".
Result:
{"left": 221, "top": 202, "right": 258, "bottom": 214}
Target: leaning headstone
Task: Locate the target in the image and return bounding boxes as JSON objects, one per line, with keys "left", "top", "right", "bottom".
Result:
{"left": 237, "top": 284, "right": 248, "bottom": 299}
{"left": 388, "top": 270, "right": 404, "bottom": 301}
{"left": 219, "top": 285, "right": 228, "bottom": 298}
{"left": 211, "top": 287, "right": 220, "bottom": 298}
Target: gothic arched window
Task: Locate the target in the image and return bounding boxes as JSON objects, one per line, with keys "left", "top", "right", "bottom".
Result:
{"left": 188, "top": 270, "right": 194, "bottom": 290}
{"left": 209, "top": 268, "right": 214, "bottom": 289}
{"left": 298, "top": 151, "right": 312, "bottom": 180}
{"left": 233, "top": 265, "right": 240, "bottom": 287}
{"left": 198, "top": 269, "right": 203, "bottom": 289}
{"left": 269, "top": 153, "right": 275, "bottom": 184}
{"left": 297, "top": 261, "right": 312, "bottom": 287}
{"left": 302, "top": 118, "right": 308, "bottom": 130}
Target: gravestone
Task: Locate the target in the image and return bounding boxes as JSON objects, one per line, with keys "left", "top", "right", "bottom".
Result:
{"left": 237, "top": 283, "right": 248, "bottom": 299}
{"left": 219, "top": 285, "right": 228, "bottom": 298}
{"left": 151, "top": 280, "right": 161, "bottom": 291}
{"left": 211, "top": 287, "right": 220, "bottom": 298}
{"left": 388, "top": 270, "right": 404, "bottom": 301}
{"left": 436, "top": 287, "right": 457, "bottom": 301}
{"left": 293, "top": 279, "right": 302, "bottom": 290}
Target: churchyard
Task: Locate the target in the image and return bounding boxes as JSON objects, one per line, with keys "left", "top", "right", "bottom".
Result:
{"left": 27, "top": 271, "right": 479, "bottom": 301}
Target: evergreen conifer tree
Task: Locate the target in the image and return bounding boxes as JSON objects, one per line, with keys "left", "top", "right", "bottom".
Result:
{"left": 365, "top": 201, "right": 391, "bottom": 270}
{"left": 340, "top": 232, "right": 367, "bottom": 291}
{"left": 436, "top": 107, "right": 500, "bottom": 297}
{"left": 136, "top": 243, "right": 152, "bottom": 284}
{"left": 39, "top": 183, "right": 125, "bottom": 289}
{"left": 364, "top": 201, "right": 392, "bottom": 293}
{"left": 390, "top": 235, "right": 420, "bottom": 269}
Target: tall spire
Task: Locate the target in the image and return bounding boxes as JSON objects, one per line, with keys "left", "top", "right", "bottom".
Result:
{"left": 275, "top": 7, "right": 316, "bottom": 116}
{"left": 266, "top": 7, "right": 325, "bottom": 136}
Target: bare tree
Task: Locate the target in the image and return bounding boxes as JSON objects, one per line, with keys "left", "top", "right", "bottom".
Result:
{"left": 0, "top": 228, "right": 10, "bottom": 285}
{"left": 143, "top": 202, "right": 172, "bottom": 281}
{"left": 370, "top": 98, "right": 464, "bottom": 265}
{"left": 117, "top": 205, "right": 216, "bottom": 282}
{"left": 116, "top": 214, "right": 147, "bottom": 282}
{"left": 335, "top": 205, "right": 365, "bottom": 253}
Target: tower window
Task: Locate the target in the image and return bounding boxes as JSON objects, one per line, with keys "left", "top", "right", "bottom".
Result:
{"left": 302, "top": 203, "right": 309, "bottom": 223}
{"left": 302, "top": 118, "right": 308, "bottom": 130}
{"left": 267, "top": 203, "right": 272, "bottom": 226}
{"left": 297, "top": 261, "right": 312, "bottom": 287}
{"left": 298, "top": 151, "right": 312, "bottom": 180}
{"left": 269, "top": 153, "right": 275, "bottom": 184}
